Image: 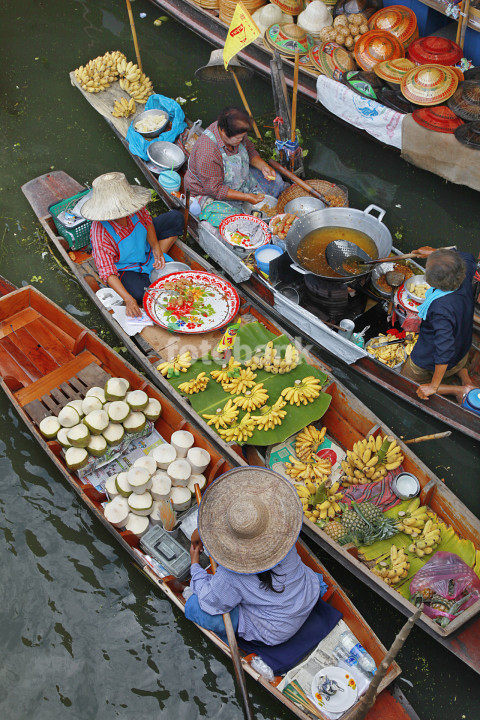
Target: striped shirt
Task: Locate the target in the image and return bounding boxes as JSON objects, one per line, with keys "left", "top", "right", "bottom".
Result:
{"left": 184, "top": 121, "right": 260, "bottom": 200}
{"left": 90, "top": 207, "right": 152, "bottom": 282}
{"left": 190, "top": 548, "right": 322, "bottom": 645}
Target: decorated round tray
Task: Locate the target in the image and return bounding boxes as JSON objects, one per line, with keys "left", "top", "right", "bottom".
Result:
{"left": 396, "top": 283, "right": 421, "bottom": 313}
{"left": 219, "top": 214, "right": 271, "bottom": 250}
{"left": 144, "top": 271, "right": 240, "bottom": 334}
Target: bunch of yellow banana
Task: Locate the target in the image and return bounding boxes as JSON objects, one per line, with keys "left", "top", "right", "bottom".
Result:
{"left": 295, "top": 425, "right": 327, "bottom": 462}
{"left": 202, "top": 399, "right": 238, "bottom": 429}
{"left": 408, "top": 519, "right": 441, "bottom": 557}
{"left": 396, "top": 497, "right": 429, "bottom": 534}
{"left": 281, "top": 376, "right": 322, "bottom": 406}
{"left": 251, "top": 397, "right": 287, "bottom": 431}
{"left": 233, "top": 383, "right": 269, "bottom": 412}
{"left": 341, "top": 434, "right": 404, "bottom": 486}
{"left": 366, "top": 334, "right": 406, "bottom": 368}
{"left": 285, "top": 455, "right": 332, "bottom": 482}
{"left": 404, "top": 332, "right": 418, "bottom": 356}
{"left": 157, "top": 351, "right": 192, "bottom": 377}
{"left": 244, "top": 341, "right": 299, "bottom": 374}
{"left": 223, "top": 368, "right": 257, "bottom": 395}
{"left": 218, "top": 413, "right": 255, "bottom": 443}
{"left": 178, "top": 371, "right": 209, "bottom": 394}
{"left": 118, "top": 61, "right": 154, "bottom": 104}
{"left": 314, "top": 481, "right": 344, "bottom": 520}
{"left": 75, "top": 51, "right": 126, "bottom": 93}
{"left": 112, "top": 97, "right": 136, "bottom": 118}
{"left": 373, "top": 545, "right": 410, "bottom": 585}
{"left": 210, "top": 357, "right": 242, "bottom": 384}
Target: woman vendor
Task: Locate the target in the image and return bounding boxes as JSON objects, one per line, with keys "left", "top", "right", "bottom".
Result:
{"left": 184, "top": 106, "right": 288, "bottom": 225}
{"left": 402, "top": 247, "right": 476, "bottom": 402}
{"left": 82, "top": 172, "right": 184, "bottom": 318}
{"left": 183, "top": 468, "right": 340, "bottom": 659}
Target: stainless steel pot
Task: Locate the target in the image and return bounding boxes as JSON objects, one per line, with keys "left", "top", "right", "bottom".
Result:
{"left": 286, "top": 204, "right": 392, "bottom": 285}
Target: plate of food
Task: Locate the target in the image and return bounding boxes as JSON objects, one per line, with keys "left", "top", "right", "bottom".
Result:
{"left": 143, "top": 271, "right": 239, "bottom": 334}
{"left": 269, "top": 213, "right": 299, "bottom": 241}
{"left": 219, "top": 215, "right": 271, "bottom": 253}
{"left": 311, "top": 666, "right": 358, "bottom": 713}
{"left": 404, "top": 274, "right": 431, "bottom": 303}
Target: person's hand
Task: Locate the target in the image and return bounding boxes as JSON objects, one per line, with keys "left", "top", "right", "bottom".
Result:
{"left": 412, "top": 246, "right": 435, "bottom": 258}
{"left": 191, "top": 528, "right": 203, "bottom": 552}
{"left": 190, "top": 543, "right": 201, "bottom": 565}
{"left": 261, "top": 164, "right": 276, "bottom": 182}
{"left": 153, "top": 249, "right": 165, "bottom": 269}
{"left": 416, "top": 383, "right": 438, "bottom": 400}
{"left": 245, "top": 193, "right": 265, "bottom": 205}
{"left": 125, "top": 295, "right": 143, "bottom": 318}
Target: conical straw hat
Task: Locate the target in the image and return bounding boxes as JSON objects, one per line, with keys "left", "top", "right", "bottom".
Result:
{"left": 412, "top": 105, "right": 464, "bottom": 134}
{"left": 368, "top": 5, "right": 418, "bottom": 49}
{"left": 265, "top": 22, "right": 315, "bottom": 56}
{"left": 374, "top": 58, "right": 415, "bottom": 86}
{"left": 454, "top": 120, "right": 480, "bottom": 150}
{"left": 81, "top": 172, "right": 151, "bottom": 221}
{"left": 198, "top": 467, "right": 302, "bottom": 574}
{"left": 271, "top": 0, "right": 303, "bottom": 16}
{"left": 400, "top": 64, "right": 458, "bottom": 106}
{"left": 195, "top": 49, "right": 253, "bottom": 83}
{"left": 354, "top": 30, "right": 405, "bottom": 72}
{"left": 448, "top": 80, "right": 480, "bottom": 121}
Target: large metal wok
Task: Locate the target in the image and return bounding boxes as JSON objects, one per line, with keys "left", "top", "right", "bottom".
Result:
{"left": 286, "top": 204, "right": 392, "bottom": 285}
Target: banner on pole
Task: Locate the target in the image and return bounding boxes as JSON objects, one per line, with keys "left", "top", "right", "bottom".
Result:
{"left": 223, "top": 1, "right": 260, "bottom": 70}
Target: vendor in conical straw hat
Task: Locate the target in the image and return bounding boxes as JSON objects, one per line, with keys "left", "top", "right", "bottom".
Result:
{"left": 82, "top": 172, "right": 184, "bottom": 317}
{"left": 184, "top": 468, "right": 333, "bottom": 647}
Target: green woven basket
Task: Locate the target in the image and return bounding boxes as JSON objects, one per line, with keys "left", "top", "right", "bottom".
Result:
{"left": 48, "top": 189, "right": 92, "bottom": 250}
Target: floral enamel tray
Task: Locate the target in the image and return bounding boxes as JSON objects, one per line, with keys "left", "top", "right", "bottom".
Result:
{"left": 219, "top": 214, "right": 271, "bottom": 251}
{"left": 396, "top": 283, "right": 422, "bottom": 313}
{"left": 144, "top": 271, "right": 240, "bottom": 334}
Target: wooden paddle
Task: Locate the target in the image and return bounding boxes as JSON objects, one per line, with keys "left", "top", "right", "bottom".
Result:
{"left": 267, "top": 159, "right": 330, "bottom": 205}
{"left": 404, "top": 430, "right": 452, "bottom": 445}
{"left": 194, "top": 484, "right": 255, "bottom": 720}
{"left": 231, "top": 69, "right": 262, "bottom": 140}
{"left": 290, "top": 51, "right": 300, "bottom": 171}
{"left": 125, "top": 0, "right": 143, "bottom": 71}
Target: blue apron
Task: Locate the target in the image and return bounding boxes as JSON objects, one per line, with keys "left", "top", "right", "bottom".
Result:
{"left": 101, "top": 214, "right": 154, "bottom": 278}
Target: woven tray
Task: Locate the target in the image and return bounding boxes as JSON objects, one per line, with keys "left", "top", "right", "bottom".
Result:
{"left": 276, "top": 180, "right": 349, "bottom": 213}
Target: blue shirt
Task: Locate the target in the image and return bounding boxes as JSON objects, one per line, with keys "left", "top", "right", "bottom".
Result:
{"left": 190, "top": 548, "right": 322, "bottom": 645}
{"left": 411, "top": 252, "right": 476, "bottom": 371}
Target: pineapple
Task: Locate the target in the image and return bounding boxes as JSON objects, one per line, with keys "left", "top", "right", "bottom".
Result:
{"left": 323, "top": 521, "right": 347, "bottom": 544}
{"left": 341, "top": 502, "right": 400, "bottom": 546}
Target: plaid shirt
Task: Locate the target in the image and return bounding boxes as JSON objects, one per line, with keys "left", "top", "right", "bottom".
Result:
{"left": 90, "top": 207, "right": 152, "bottom": 282}
{"left": 184, "top": 121, "right": 260, "bottom": 200}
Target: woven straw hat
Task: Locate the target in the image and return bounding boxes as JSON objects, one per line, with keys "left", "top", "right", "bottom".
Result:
{"left": 454, "top": 120, "right": 480, "bottom": 149}
{"left": 448, "top": 81, "right": 480, "bottom": 121}
{"left": 374, "top": 58, "right": 415, "bottom": 86}
{"left": 195, "top": 49, "right": 253, "bottom": 83}
{"left": 354, "top": 30, "right": 405, "bottom": 72}
{"left": 400, "top": 64, "right": 458, "bottom": 106}
{"left": 198, "top": 467, "right": 302, "bottom": 574}
{"left": 81, "top": 172, "right": 151, "bottom": 221}
{"left": 368, "top": 5, "right": 418, "bottom": 49}
{"left": 412, "top": 105, "right": 464, "bottom": 134}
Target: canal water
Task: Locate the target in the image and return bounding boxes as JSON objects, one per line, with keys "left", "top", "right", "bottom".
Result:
{"left": 1, "top": 1, "right": 479, "bottom": 718}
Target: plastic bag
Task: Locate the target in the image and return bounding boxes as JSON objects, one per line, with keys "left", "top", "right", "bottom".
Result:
{"left": 410, "top": 551, "right": 480, "bottom": 626}
{"left": 177, "top": 119, "right": 204, "bottom": 156}
{"left": 126, "top": 94, "right": 187, "bottom": 160}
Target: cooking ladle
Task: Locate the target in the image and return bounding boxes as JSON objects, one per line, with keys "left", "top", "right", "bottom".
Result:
{"left": 326, "top": 240, "right": 422, "bottom": 277}
{"left": 386, "top": 270, "right": 405, "bottom": 324}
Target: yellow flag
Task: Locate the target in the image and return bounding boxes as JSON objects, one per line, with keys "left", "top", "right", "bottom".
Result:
{"left": 223, "top": 1, "right": 260, "bottom": 70}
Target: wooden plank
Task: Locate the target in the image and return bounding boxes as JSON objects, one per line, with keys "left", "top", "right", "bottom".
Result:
{"left": 20, "top": 171, "right": 84, "bottom": 219}
{"left": 0, "top": 307, "right": 41, "bottom": 339}
{"left": 0, "top": 336, "right": 43, "bottom": 381}
{"left": 40, "top": 316, "right": 76, "bottom": 353}
{"left": 41, "top": 394, "right": 59, "bottom": 414}
{"left": 76, "top": 363, "right": 110, "bottom": 387}
{"left": 69, "top": 375, "right": 89, "bottom": 394}
{"left": 26, "top": 317, "right": 75, "bottom": 365}
{"left": 51, "top": 387, "right": 73, "bottom": 406}
{"left": 15, "top": 352, "right": 100, "bottom": 406}
{"left": 59, "top": 381, "right": 80, "bottom": 400}
{"left": 11, "top": 326, "right": 61, "bottom": 376}
{"left": 23, "top": 399, "right": 52, "bottom": 424}
{"left": 0, "top": 287, "right": 31, "bottom": 324}
{"left": 0, "top": 345, "right": 32, "bottom": 387}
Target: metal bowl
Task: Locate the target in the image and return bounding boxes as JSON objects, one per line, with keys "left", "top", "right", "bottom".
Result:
{"left": 147, "top": 141, "right": 186, "bottom": 171}
{"left": 370, "top": 261, "right": 396, "bottom": 298}
{"left": 404, "top": 274, "right": 430, "bottom": 303}
{"left": 284, "top": 196, "right": 326, "bottom": 216}
{"left": 242, "top": 194, "right": 278, "bottom": 219}
{"left": 150, "top": 261, "right": 190, "bottom": 283}
{"left": 391, "top": 472, "right": 420, "bottom": 500}
{"left": 133, "top": 109, "right": 169, "bottom": 139}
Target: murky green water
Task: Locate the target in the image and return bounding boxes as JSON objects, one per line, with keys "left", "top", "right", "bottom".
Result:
{"left": 1, "top": 1, "right": 479, "bottom": 718}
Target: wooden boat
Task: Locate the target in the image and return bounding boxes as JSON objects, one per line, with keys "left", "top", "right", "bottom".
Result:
{"left": 145, "top": 0, "right": 480, "bottom": 193}
{"left": 0, "top": 280, "right": 418, "bottom": 720}
{"left": 21, "top": 171, "right": 480, "bottom": 674}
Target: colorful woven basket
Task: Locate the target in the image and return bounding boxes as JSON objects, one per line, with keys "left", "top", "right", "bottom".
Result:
{"left": 354, "top": 30, "right": 405, "bottom": 72}
{"left": 276, "top": 180, "right": 349, "bottom": 213}
{"left": 400, "top": 64, "right": 458, "bottom": 106}
{"left": 368, "top": 5, "right": 418, "bottom": 49}
{"left": 374, "top": 57, "right": 415, "bottom": 86}
{"left": 309, "top": 41, "right": 356, "bottom": 78}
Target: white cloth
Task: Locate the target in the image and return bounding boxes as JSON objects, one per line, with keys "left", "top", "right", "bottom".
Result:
{"left": 316, "top": 76, "right": 404, "bottom": 150}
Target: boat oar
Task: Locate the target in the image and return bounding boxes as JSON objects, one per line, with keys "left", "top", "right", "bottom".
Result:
{"left": 267, "top": 159, "right": 330, "bottom": 205}
{"left": 349, "top": 605, "right": 423, "bottom": 720}
{"left": 125, "top": 0, "right": 143, "bottom": 72}
{"left": 404, "top": 430, "right": 452, "bottom": 445}
{"left": 231, "top": 69, "right": 262, "bottom": 140}
{"left": 193, "top": 484, "right": 255, "bottom": 720}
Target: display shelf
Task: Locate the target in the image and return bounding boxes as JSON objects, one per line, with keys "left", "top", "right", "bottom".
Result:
{"left": 417, "top": 0, "right": 480, "bottom": 32}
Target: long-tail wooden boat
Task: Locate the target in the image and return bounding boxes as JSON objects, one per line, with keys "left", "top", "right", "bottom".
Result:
{"left": 21, "top": 170, "right": 480, "bottom": 674}
{"left": 0, "top": 280, "right": 419, "bottom": 720}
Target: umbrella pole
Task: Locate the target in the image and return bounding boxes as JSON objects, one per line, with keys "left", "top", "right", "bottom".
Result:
{"left": 290, "top": 51, "right": 300, "bottom": 171}
{"left": 231, "top": 70, "right": 262, "bottom": 139}
{"left": 125, "top": 0, "right": 143, "bottom": 72}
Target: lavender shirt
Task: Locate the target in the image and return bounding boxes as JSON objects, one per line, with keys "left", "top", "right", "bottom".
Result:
{"left": 190, "top": 548, "right": 322, "bottom": 645}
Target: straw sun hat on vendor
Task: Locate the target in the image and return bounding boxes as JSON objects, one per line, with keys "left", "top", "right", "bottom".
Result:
{"left": 198, "top": 467, "right": 303, "bottom": 574}
{"left": 81, "top": 171, "right": 151, "bottom": 221}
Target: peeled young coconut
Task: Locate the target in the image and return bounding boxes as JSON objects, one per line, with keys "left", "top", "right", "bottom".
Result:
{"left": 105, "top": 475, "right": 120, "bottom": 499}
{"left": 66, "top": 423, "right": 91, "bottom": 448}
{"left": 57, "top": 405, "right": 80, "bottom": 428}
{"left": 187, "top": 474, "right": 206, "bottom": 495}
{"left": 150, "top": 472, "right": 171, "bottom": 501}
{"left": 128, "top": 491, "right": 153, "bottom": 516}
{"left": 107, "top": 400, "right": 130, "bottom": 424}
{"left": 85, "top": 386, "right": 106, "bottom": 404}
{"left": 87, "top": 434, "right": 108, "bottom": 458}
{"left": 170, "top": 486, "right": 192, "bottom": 512}
{"left": 65, "top": 399, "right": 84, "bottom": 419}
{"left": 167, "top": 459, "right": 191, "bottom": 487}
{"left": 104, "top": 377, "right": 129, "bottom": 401}
{"left": 84, "top": 409, "right": 109, "bottom": 435}
{"left": 133, "top": 455, "right": 157, "bottom": 478}
{"left": 104, "top": 496, "right": 129, "bottom": 527}
{"left": 126, "top": 389, "right": 149, "bottom": 412}
{"left": 56, "top": 427, "right": 72, "bottom": 449}
{"left": 102, "top": 423, "right": 125, "bottom": 446}
{"left": 115, "top": 471, "right": 132, "bottom": 498}
{"left": 171, "top": 430, "right": 194, "bottom": 458}
{"left": 65, "top": 446, "right": 89, "bottom": 471}
{"left": 82, "top": 396, "right": 103, "bottom": 415}
{"left": 127, "top": 466, "right": 152, "bottom": 494}
{"left": 151, "top": 443, "right": 177, "bottom": 469}
{"left": 186, "top": 447, "right": 211, "bottom": 475}
{"left": 125, "top": 513, "right": 150, "bottom": 538}
{"left": 39, "top": 415, "right": 61, "bottom": 440}
{"left": 123, "top": 412, "right": 146, "bottom": 434}
{"left": 144, "top": 397, "right": 162, "bottom": 422}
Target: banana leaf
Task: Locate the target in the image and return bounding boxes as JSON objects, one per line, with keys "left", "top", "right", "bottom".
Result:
{"left": 166, "top": 322, "right": 331, "bottom": 445}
